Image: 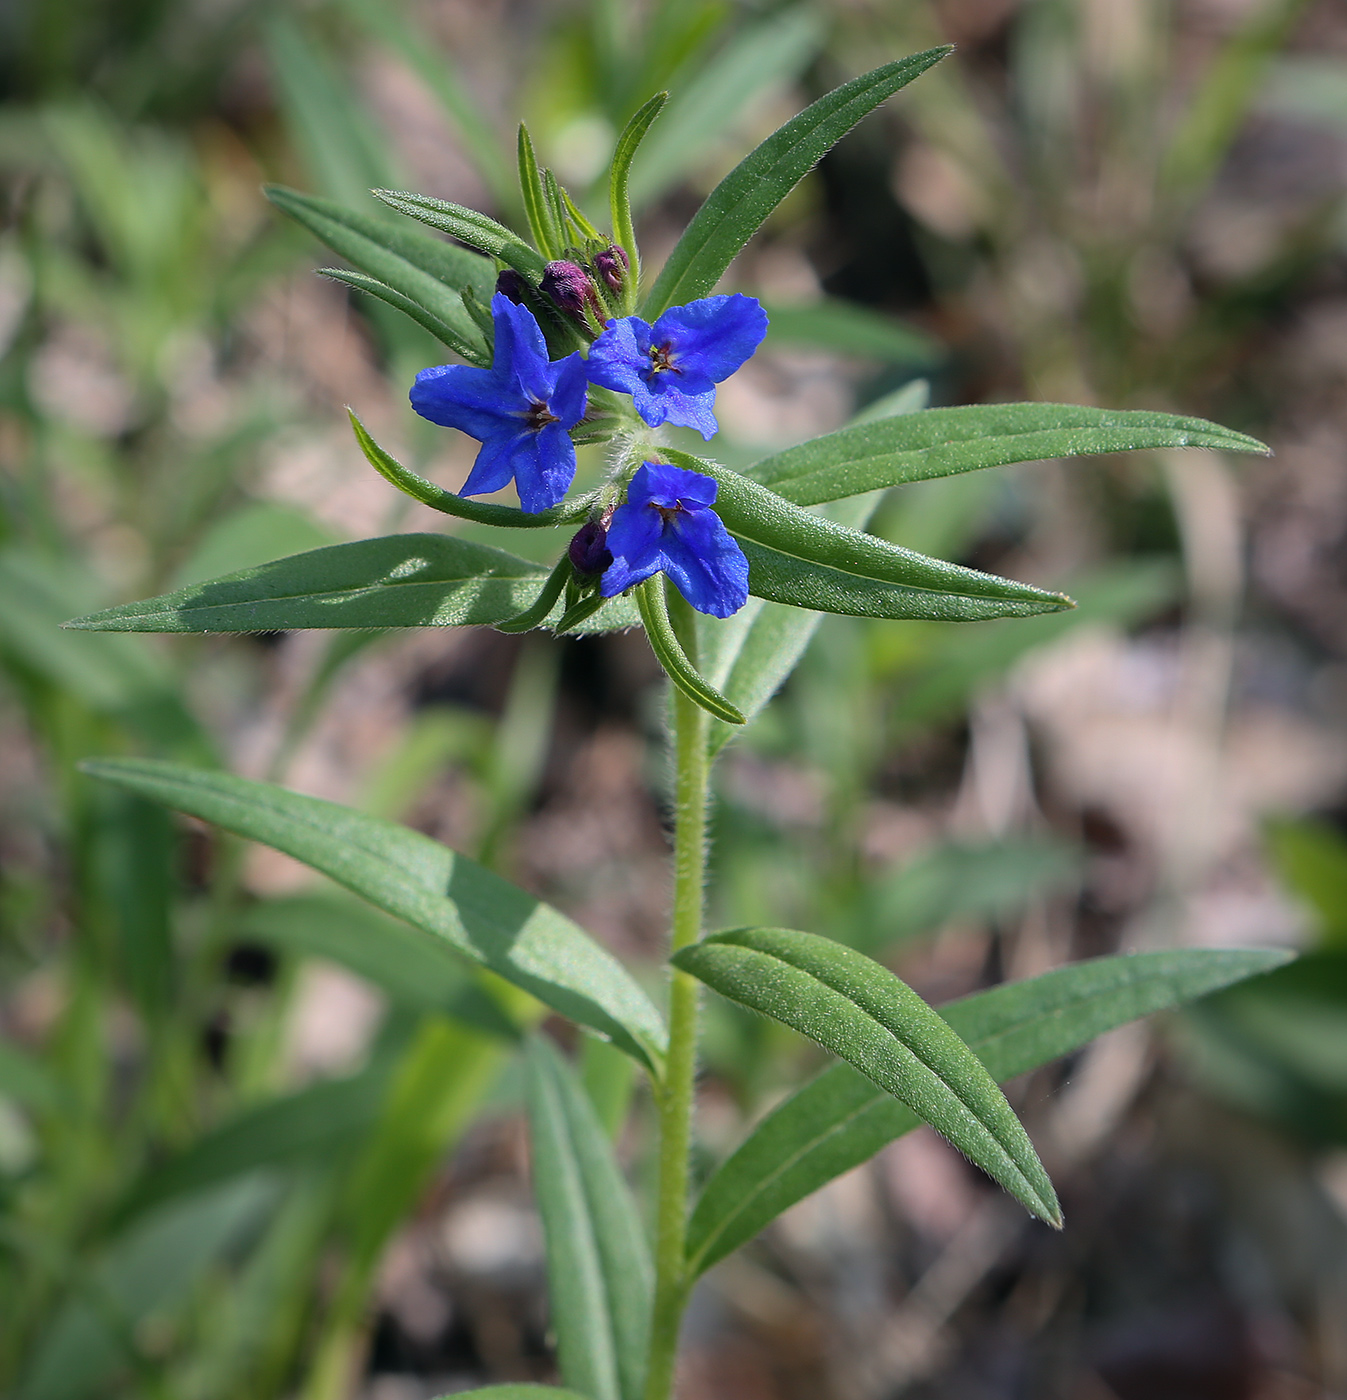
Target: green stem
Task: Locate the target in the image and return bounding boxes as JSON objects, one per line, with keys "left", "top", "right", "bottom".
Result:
{"left": 645, "top": 643, "right": 712, "bottom": 1400}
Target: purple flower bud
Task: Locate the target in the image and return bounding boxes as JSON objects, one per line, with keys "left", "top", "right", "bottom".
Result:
{"left": 593, "top": 244, "right": 629, "bottom": 293}
{"left": 568, "top": 520, "right": 613, "bottom": 576}
{"left": 495, "top": 269, "right": 529, "bottom": 303}
{"left": 542, "top": 260, "right": 602, "bottom": 322}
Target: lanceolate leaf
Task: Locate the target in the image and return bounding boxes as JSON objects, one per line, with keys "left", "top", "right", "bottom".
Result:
{"left": 265, "top": 184, "right": 492, "bottom": 359}
{"left": 672, "top": 450, "right": 1074, "bottom": 622}
{"left": 746, "top": 403, "right": 1271, "bottom": 507}
{"left": 525, "top": 1038, "right": 652, "bottom": 1400}
{"left": 80, "top": 760, "right": 668, "bottom": 1072}
{"left": 62, "top": 532, "right": 640, "bottom": 637}
{"left": 373, "top": 190, "right": 548, "bottom": 283}
{"left": 700, "top": 494, "right": 883, "bottom": 757}
{"left": 643, "top": 47, "right": 951, "bottom": 317}
{"left": 672, "top": 927, "right": 1061, "bottom": 1225}
{"left": 636, "top": 577, "right": 746, "bottom": 726}
{"left": 610, "top": 91, "right": 669, "bottom": 306}
{"left": 61, "top": 535, "right": 549, "bottom": 633}
{"left": 319, "top": 267, "right": 487, "bottom": 360}
{"left": 684, "top": 947, "right": 1291, "bottom": 1275}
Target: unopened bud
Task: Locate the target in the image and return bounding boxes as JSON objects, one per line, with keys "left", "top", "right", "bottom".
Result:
{"left": 542, "top": 260, "right": 603, "bottom": 323}
{"left": 568, "top": 520, "right": 612, "bottom": 576}
{"left": 593, "top": 244, "right": 629, "bottom": 294}
{"left": 495, "top": 269, "right": 529, "bottom": 303}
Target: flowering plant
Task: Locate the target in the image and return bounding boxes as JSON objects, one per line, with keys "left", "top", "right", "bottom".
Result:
{"left": 66, "top": 48, "right": 1284, "bottom": 1400}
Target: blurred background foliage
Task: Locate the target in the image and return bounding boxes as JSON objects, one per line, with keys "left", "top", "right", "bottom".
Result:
{"left": 2, "top": 1, "right": 1347, "bottom": 1397}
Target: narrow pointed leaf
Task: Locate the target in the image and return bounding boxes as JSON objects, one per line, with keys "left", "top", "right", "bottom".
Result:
{"left": 644, "top": 47, "right": 951, "bottom": 317}
{"left": 747, "top": 403, "right": 1271, "bottom": 508}
{"left": 238, "top": 894, "right": 520, "bottom": 1038}
{"left": 518, "top": 125, "right": 562, "bottom": 259}
{"left": 525, "top": 1038, "right": 652, "bottom": 1400}
{"left": 685, "top": 947, "right": 1292, "bottom": 1275}
{"left": 672, "top": 927, "right": 1061, "bottom": 1225}
{"left": 610, "top": 92, "right": 668, "bottom": 308}
{"left": 628, "top": 6, "right": 826, "bottom": 210}
{"left": 348, "top": 411, "right": 591, "bottom": 529}
{"left": 761, "top": 298, "right": 943, "bottom": 367}
{"left": 62, "top": 532, "right": 640, "bottom": 637}
{"left": 265, "top": 184, "right": 493, "bottom": 355}
{"left": 701, "top": 494, "right": 882, "bottom": 757}
{"left": 373, "top": 189, "right": 548, "bottom": 283}
{"left": 635, "top": 578, "right": 745, "bottom": 725}
{"left": 319, "top": 267, "right": 487, "bottom": 361}
{"left": 670, "top": 450, "right": 1074, "bottom": 622}
{"left": 79, "top": 760, "right": 667, "bottom": 1072}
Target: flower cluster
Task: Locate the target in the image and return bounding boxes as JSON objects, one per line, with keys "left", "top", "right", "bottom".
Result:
{"left": 409, "top": 281, "right": 767, "bottom": 616}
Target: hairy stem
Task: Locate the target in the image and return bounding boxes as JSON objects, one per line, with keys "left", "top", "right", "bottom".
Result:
{"left": 645, "top": 647, "right": 712, "bottom": 1400}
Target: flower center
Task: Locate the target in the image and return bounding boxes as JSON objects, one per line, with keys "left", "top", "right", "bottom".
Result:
{"left": 653, "top": 501, "right": 685, "bottom": 526}
{"left": 647, "top": 341, "right": 680, "bottom": 377}
{"left": 524, "top": 399, "right": 559, "bottom": 430}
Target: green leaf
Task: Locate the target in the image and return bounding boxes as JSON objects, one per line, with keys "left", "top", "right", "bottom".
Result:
{"left": 609, "top": 92, "right": 668, "bottom": 310}
{"left": 685, "top": 947, "right": 1291, "bottom": 1275}
{"left": 746, "top": 403, "right": 1271, "bottom": 508}
{"left": 672, "top": 927, "right": 1061, "bottom": 1226}
{"left": 628, "top": 6, "right": 827, "bottom": 211}
{"left": 18, "top": 1177, "right": 279, "bottom": 1400}
{"left": 373, "top": 189, "right": 548, "bottom": 283}
{"left": 264, "top": 184, "right": 493, "bottom": 360}
{"left": 62, "top": 534, "right": 548, "bottom": 634}
{"left": 116, "top": 1070, "right": 387, "bottom": 1221}
{"left": 80, "top": 760, "right": 668, "bottom": 1072}
{"left": 264, "top": 14, "right": 398, "bottom": 210}
{"left": 238, "top": 894, "right": 520, "bottom": 1038}
{"left": 348, "top": 411, "right": 589, "bottom": 529}
{"left": 518, "top": 125, "right": 563, "bottom": 260}
{"left": 700, "top": 493, "right": 882, "bottom": 757}
{"left": 674, "top": 450, "right": 1074, "bottom": 622}
{"left": 1264, "top": 818, "right": 1347, "bottom": 947}
{"left": 643, "top": 47, "right": 951, "bottom": 317}
{"left": 319, "top": 267, "right": 487, "bottom": 361}
{"left": 635, "top": 577, "right": 746, "bottom": 726}
{"left": 761, "top": 298, "right": 943, "bottom": 367}
{"left": 62, "top": 531, "right": 640, "bottom": 638}
{"left": 866, "top": 837, "right": 1083, "bottom": 953}
{"left": 339, "top": 1018, "right": 504, "bottom": 1276}
{"left": 0, "top": 1041, "right": 63, "bottom": 1113}
{"left": 525, "top": 1038, "right": 652, "bottom": 1400}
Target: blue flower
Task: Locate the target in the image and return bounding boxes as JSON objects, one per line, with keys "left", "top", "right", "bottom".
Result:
{"left": 584, "top": 294, "right": 768, "bottom": 440}
{"left": 410, "top": 293, "right": 588, "bottom": 513}
{"left": 601, "top": 461, "right": 749, "bottom": 618}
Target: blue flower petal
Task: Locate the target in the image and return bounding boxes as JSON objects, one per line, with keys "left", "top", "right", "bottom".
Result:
{"left": 585, "top": 317, "right": 652, "bottom": 398}
{"left": 660, "top": 509, "right": 749, "bottom": 618}
{"left": 410, "top": 364, "right": 515, "bottom": 440}
{"left": 491, "top": 293, "right": 553, "bottom": 403}
{"left": 600, "top": 460, "right": 748, "bottom": 617}
{"left": 650, "top": 295, "right": 768, "bottom": 383}
{"left": 658, "top": 386, "right": 719, "bottom": 441}
{"left": 460, "top": 429, "right": 530, "bottom": 499}
{"left": 518, "top": 421, "right": 579, "bottom": 512}
{"left": 549, "top": 352, "right": 591, "bottom": 428}
{"left": 600, "top": 498, "right": 665, "bottom": 597}
{"left": 634, "top": 460, "right": 717, "bottom": 509}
